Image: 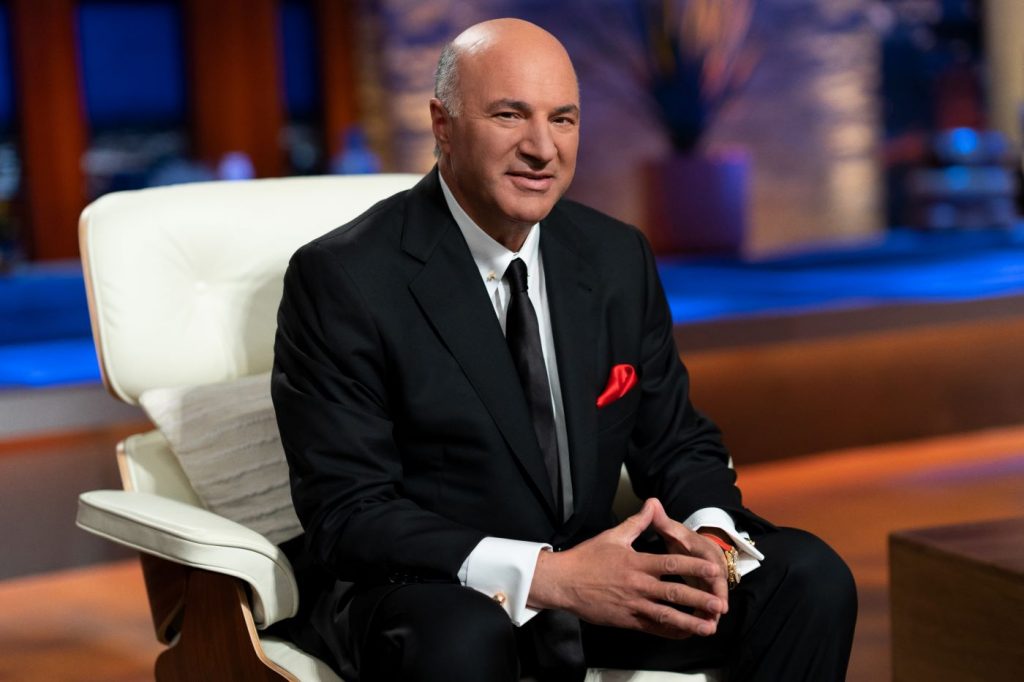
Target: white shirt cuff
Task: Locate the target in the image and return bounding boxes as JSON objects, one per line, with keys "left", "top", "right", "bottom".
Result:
{"left": 457, "top": 537, "right": 551, "bottom": 626}
{"left": 683, "top": 506, "right": 765, "bottom": 576}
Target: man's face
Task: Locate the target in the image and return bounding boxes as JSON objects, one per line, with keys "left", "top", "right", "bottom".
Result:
{"left": 432, "top": 40, "right": 580, "bottom": 238}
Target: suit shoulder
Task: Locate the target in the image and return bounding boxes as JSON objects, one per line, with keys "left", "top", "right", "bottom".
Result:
{"left": 286, "top": 186, "right": 417, "bottom": 303}
{"left": 552, "top": 198, "right": 646, "bottom": 246}
{"left": 297, "top": 188, "right": 409, "bottom": 260}
{"left": 550, "top": 198, "right": 649, "bottom": 258}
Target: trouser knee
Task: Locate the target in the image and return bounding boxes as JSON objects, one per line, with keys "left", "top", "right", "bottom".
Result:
{"left": 779, "top": 528, "right": 858, "bottom": 628}
{"left": 725, "top": 528, "right": 857, "bottom": 681}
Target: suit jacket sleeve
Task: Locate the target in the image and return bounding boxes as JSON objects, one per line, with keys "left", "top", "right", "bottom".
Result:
{"left": 623, "top": 230, "right": 773, "bottom": 534}
{"left": 271, "top": 241, "right": 486, "bottom": 583}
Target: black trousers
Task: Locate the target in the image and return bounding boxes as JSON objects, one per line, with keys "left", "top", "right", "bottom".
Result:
{"left": 286, "top": 527, "right": 857, "bottom": 682}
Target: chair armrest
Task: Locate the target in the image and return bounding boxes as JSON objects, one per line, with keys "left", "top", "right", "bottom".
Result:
{"left": 76, "top": 489, "right": 299, "bottom": 628}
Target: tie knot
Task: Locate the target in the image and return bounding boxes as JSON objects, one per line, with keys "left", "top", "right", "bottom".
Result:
{"left": 504, "top": 258, "right": 529, "bottom": 293}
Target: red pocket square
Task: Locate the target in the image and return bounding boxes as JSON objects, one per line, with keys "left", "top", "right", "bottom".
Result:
{"left": 596, "top": 364, "right": 637, "bottom": 407}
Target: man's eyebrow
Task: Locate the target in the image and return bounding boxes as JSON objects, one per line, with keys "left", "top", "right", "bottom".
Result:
{"left": 488, "top": 99, "right": 532, "bottom": 113}
{"left": 486, "top": 99, "right": 580, "bottom": 117}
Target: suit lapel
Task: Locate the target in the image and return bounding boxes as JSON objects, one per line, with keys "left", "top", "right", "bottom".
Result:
{"left": 541, "top": 210, "right": 600, "bottom": 523}
{"left": 404, "top": 171, "right": 559, "bottom": 518}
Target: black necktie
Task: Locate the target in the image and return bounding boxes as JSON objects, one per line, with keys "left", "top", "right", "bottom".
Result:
{"left": 505, "top": 258, "right": 585, "bottom": 680}
{"left": 504, "top": 258, "right": 570, "bottom": 521}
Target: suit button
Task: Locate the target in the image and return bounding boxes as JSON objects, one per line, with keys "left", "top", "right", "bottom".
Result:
{"left": 492, "top": 592, "right": 507, "bottom": 605}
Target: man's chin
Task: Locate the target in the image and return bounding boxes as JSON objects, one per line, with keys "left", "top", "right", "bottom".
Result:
{"left": 507, "top": 208, "right": 556, "bottom": 227}
{"left": 500, "top": 195, "right": 562, "bottom": 226}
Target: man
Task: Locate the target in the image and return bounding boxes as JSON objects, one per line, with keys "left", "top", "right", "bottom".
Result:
{"left": 272, "top": 17, "right": 856, "bottom": 682}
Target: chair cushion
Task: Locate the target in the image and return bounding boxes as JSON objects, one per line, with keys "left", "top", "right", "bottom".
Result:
{"left": 139, "top": 372, "right": 301, "bottom": 545}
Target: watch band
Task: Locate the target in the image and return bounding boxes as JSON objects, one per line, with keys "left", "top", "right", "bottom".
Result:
{"left": 700, "top": 531, "right": 741, "bottom": 590}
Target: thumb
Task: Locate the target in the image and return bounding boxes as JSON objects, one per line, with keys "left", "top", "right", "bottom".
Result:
{"left": 617, "top": 497, "right": 661, "bottom": 543}
{"left": 647, "top": 495, "right": 675, "bottom": 531}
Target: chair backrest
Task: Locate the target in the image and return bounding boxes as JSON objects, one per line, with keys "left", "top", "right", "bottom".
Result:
{"left": 80, "top": 174, "right": 421, "bottom": 405}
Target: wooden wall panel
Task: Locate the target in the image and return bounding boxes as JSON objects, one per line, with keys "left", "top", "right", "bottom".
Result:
{"left": 9, "top": 0, "right": 88, "bottom": 260}
{"left": 313, "top": 0, "right": 360, "bottom": 158}
{"left": 182, "top": 0, "right": 284, "bottom": 178}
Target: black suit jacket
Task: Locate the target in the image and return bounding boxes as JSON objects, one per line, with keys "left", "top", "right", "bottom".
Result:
{"left": 271, "top": 169, "right": 768, "bottom": 589}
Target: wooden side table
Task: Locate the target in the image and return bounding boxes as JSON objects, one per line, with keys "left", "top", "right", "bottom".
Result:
{"left": 890, "top": 516, "right": 1024, "bottom": 681}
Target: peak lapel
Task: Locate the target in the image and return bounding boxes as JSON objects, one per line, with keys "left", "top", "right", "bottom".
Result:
{"left": 404, "top": 172, "right": 560, "bottom": 518}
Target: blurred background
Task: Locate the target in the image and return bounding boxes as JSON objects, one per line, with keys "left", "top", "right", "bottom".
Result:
{"left": 1, "top": 0, "right": 1020, "bottom": 265}
{"left": 0, "top": 1, "right": 1023, "bottom": 680}
{"left": 3, "top": 0, "right": 1023, "bottom": 419}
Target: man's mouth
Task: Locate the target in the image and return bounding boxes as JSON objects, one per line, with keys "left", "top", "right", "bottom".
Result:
{"left": 507, "top": 171, "right": 555, "bottom": 192}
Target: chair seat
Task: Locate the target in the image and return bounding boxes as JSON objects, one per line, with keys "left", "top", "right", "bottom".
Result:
{"left": 585, "top": 671, "right": 717, "bottom": 682}
{"left": 260, "top": 636, "right": 342, "bottom": 682}
{"left": 261, "top": 635, "right": 717, "bottom": 682}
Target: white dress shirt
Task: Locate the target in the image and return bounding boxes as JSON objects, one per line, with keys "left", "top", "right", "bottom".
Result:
{"left": 438, "top": 173, "right": 762, "bottom": 626}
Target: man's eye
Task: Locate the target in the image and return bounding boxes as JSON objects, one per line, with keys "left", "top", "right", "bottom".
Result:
{"left": 495, "top": 111, "right": 518, "bottom": 120}
{"left": 553, "top": 117, "right": 577, "bottom": 126}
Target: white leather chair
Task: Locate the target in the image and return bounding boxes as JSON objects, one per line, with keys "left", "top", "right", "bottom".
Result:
{"left": 75, "top": 175, "right": 720, "bottom": 681}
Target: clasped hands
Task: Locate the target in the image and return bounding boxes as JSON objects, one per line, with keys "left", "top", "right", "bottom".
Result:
{"left": 528, "top": 498, "right": 729, "bottom": 639}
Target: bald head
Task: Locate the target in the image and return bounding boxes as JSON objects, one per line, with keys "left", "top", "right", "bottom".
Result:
{"left": 452, "top": 17, "right": 570, "bottom": 58}
{"left": 429, "top": 19, "right": 580, "bottom": 248}
{"left": 434, "top": 19, "right": 578, "bottom": 117}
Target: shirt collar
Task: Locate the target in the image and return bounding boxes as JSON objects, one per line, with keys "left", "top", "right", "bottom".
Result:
{"left": 439, "top": 170, "right": 541, "bottom": 284}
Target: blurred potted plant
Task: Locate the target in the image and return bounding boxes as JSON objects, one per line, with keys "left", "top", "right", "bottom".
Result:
{"left": 642, "top": 0, "right": 758, "bottom": 255}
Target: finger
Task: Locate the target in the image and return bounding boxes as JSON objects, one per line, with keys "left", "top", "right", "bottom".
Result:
{"left": 704, "top": 574, "right": 728, "bottom": 616}
{"left": 692, "top": 608, "right": 721, "bottom": 629}
{"left": 690, "top": 532, "right": 726, "bottom": 564}
{"left": 645, "top": 550, "right": 721, "bottom": 584}
{"left": 679, "top": 562, "right": 729, "bottom": 617}
{"left": 615, "top": 497, "right": 659, "bottom": 543}
{"left": 645, "top": 574, "right": 727, "bottom": 616}
{"left": 648, "top": 499, "right": 685, "bottom": 537}
{"left": 691, "top": 535, "right": 730, "bottom": 612}
{"left": 644, "top": 497, "right": 666, "bottom": 517}
{"left": 691, "top": 572, "right": 728, "bottom": 616}
{"left": 648, "top": 507, "right": 704, "bottom": 556}
{"left": 654, "top": 524, "right": 730, "bottom": 614}
{"left": 634, "top": 556, "right": 726, "bottom": 615}
{"left": 630, "top": 507, "right": 731, "bottom": 613}
{"left": 634, "top": 599, "right": 720, "bottom": 639}
{"left": 707, "top": 567, "right": 729, "bottom": 613}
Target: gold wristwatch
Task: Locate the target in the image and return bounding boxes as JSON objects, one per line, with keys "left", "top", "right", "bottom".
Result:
{"left": 701, "top": 532, "right": 741, "bottom": 590}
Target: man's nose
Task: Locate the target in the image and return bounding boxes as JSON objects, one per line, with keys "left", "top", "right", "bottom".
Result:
{"left": 518, "top": 119, "right": 557, "bottom": 165}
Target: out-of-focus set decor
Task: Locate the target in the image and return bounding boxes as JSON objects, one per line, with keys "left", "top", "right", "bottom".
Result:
{"left": 330, "top": 0, "right": 889, "bottom": 258}
{"left": 642, "top": 0, "right": 757, "bottom": 255}
{"left": 908, "top": 128, "right": 1020, "bottom": 230}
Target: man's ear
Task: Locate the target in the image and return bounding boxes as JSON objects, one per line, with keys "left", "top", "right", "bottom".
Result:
{"left": 429, "top": 98, "right": 451, "bottom": 154}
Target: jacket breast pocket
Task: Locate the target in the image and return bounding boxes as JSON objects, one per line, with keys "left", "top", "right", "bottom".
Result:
{"left": 596, "top": 387, "right": 641, "bottom": 434}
